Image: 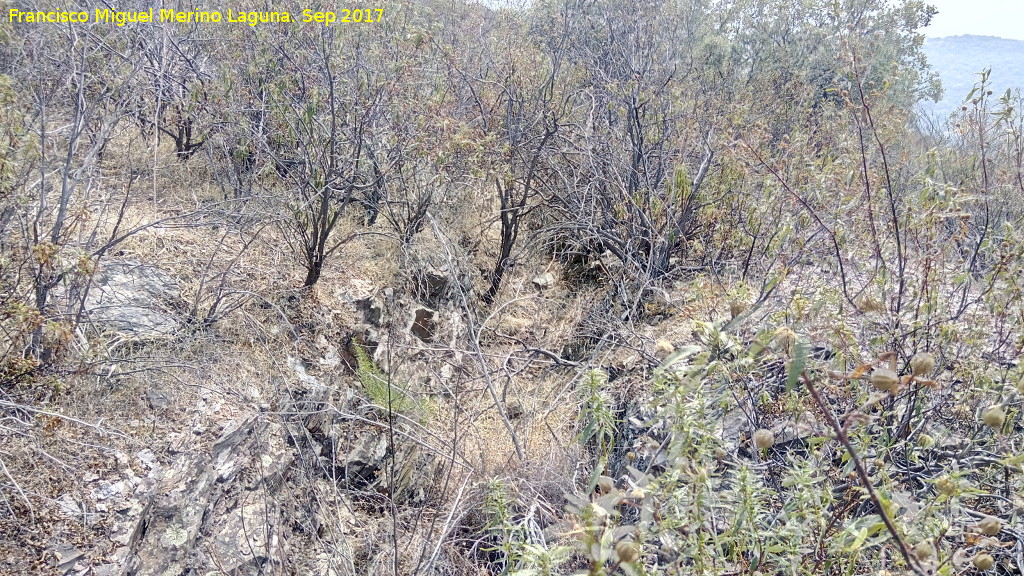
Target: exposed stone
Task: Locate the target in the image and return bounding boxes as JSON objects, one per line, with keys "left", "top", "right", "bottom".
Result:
{"left": 350, "top": 323, "right": 380, "bottom": 350}
{"left": 91, "top": 479, "right": 127, "bottom": 501}
{"left": 51, "top": 543, "right": 85, "bottom": 575}
{"left": 136, "top": 449, "right": 159, "bottom": 471}
{"left": 56, "top": 493, "right": 82, "bottom": 518}
{"left": 78, "top": 260, "right": 184, "bottom": 337}
{"left": 334, "top": 278, "right": 376, "bottom": 304}
{"left": 408, "top": 250, "right": 471, "bottom": 306}
{"left": 117, "top": 417, "right": 294, "bottom": 576}
{"left": 418, "top": 265, "right": 454, "bottom": 304}
{"left": 145, "top": 388, "right": 170, "bottom": 410}
{"left": 342, "top": 433, "right": 388, "bottom": 485}
{"left": 288, "top": 356, "right": 322, "bottom": 386}
{"left": 532, "top": 272, "right": 555, "bottom": 289}
{"left": 354, "top": 296, "right": 384, "bottom": 327}
{"left": 410, "top": 307, "right": 438, "bottom": 342}
{"left": 316, "top": 334, "right": 341, "bottom": 369}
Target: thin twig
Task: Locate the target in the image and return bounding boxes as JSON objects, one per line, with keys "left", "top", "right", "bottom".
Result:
{"left": 428, "top": 215, "right": 525, "bottom": 460}
{"left": 801, "top": 372, "right": 925, "bottom": 575}
{"left": 0, "top": 400, "right": 130, "bottom": 440}
{"left": 0, "top": 456, "right": 34, "bottom": 522}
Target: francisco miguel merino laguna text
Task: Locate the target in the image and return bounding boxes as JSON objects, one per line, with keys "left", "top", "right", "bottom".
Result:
{"left": 7, "top": 9, "right": 377, "bottom": 26}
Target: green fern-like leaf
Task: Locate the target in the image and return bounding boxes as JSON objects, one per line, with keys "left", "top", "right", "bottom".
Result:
{"left": 352, "top": 340, "right": 414, "bottom": 412}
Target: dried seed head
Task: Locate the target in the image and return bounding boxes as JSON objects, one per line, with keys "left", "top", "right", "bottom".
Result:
{"left": 774, "top": 327, "right": 796, "bottom": 348}
{"left": 869, "top": 369, "right": 900, "bottom": 393}
{"left": 914, "top": 541, "right": 933, "bottom": 559}
{"left": 856, "top": 294, "right": 885, "bottom": 312}
{"left": 695, "top": 467, "right": 709, "bottom": 483}
{"left": 753, "top": 429, "right": 775, "bottom": 450}
{"left": 917, "top": 433, "right": 935, "bottom": 448}
{"left": 615, "top": 539, "right": 640, "bottom": 563}
{"left": 982, "top": 405, "right": 1006, "bottom": 429}
{"left": 655, "top": 339, "right": 674, "bottom": 357}
{"left": 935, "top": 476, "right": 958, "bottom": 496}
{"left": 910, "top": 353, "right": 936, "bottom": 377}
{"left": 978, "top": 516, "right": 1002, "bottom": 536}
{"left": 729, "top": 300, "right": 747, "bottom": 318}
{"left": 973, "top": 552, "right": 995, "bottom": 571}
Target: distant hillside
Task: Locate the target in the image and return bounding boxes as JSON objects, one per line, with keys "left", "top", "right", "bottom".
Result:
{"left": 919, "top": 35, "right": 1024, "bottom": 122}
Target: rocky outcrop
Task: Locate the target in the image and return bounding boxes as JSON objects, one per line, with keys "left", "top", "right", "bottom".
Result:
{"left": 410, "top": 307, "right": 438, "bottom": 342}
{"left": 78, "top": 260, "right": 185, "bottom": 338}
{"left": 532, "top": 272, "right": 555, "bottom": 289}
{"left": 46, "top": 417, "right": 297, "bottom": 576}
{"left": 119, "top": 417, "right": 292, "bottom": 576}
{"left": 405, "top": 248, "right": 471, "bottom": 308}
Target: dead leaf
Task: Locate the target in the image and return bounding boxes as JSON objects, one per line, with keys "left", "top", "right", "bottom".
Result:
{"left": 850, "top": 364, "right": 872, "bottom": 379}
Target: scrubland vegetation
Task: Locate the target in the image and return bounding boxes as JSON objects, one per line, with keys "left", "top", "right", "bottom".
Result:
{"left": 2, "top": 0, "right": 1024, "bottom": 574}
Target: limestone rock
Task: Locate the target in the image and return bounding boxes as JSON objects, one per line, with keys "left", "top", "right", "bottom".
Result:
{"left": 342, "top": 433, "right": 388, "bottom": 486}
{"left": 50, "top": 543, "right": 85, "bottom": 575}
{"left": 79, "top": 260, "right": 184, "bottom": 337}
{"left": 354, "top": 296, "right": 384, "bottom": 327}
{"left": 119, "top": 417, "right": 293, "bottom": 576}
{"left": 407, "top": 249, "right": 471, "bottom": 306}
{"left": 532, "top": 272, "right": 555, "bottom": 289}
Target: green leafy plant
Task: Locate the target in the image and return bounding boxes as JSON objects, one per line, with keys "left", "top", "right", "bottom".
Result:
{"left": 577, "top": 369, "right": 618, "bottom": 474}
{"left": 481, "top": 478, "right": 574, "bottom": 576}
{"left": 352, "top": 339, "right": 415, "bottom": 413}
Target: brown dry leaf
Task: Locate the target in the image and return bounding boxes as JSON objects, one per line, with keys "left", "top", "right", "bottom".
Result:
{"left": 878, "top": 351, "right": 898, "bottom": 371}
{"left": 850, "top": 364, "right": 872, "bottom": 379}
{"left": 962, "top": 533, "right": 1005, "bottom": 547}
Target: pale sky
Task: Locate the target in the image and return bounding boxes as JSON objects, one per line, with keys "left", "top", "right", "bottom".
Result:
{"left": 922, "top": 0, "right": 1024, "bottom": 41}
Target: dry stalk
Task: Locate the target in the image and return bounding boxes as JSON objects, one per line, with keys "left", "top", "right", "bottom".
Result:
{"left": 801, "top": 372, "right": 926, "bottom": 576}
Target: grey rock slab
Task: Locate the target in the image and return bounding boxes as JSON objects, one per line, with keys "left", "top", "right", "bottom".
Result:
{"left": 118, "top": 417, "right": 293, "bottom": 576}
{"left": 532, "top": 272, "right": 555, "bottom": 289}
{"left": 51, "top": 543, "right": 84, "bottom": 574}
{"left": 343, "top": 432, "right": 388, "bottom": 470}
{"left": 79, "top": 260, "right": 185, "bottom": 337}
{"left": 56, "top": 493, "right": 84, "bottom": 518}
{"left": 354, "top": 296, "right": 384, "bottom": 327}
